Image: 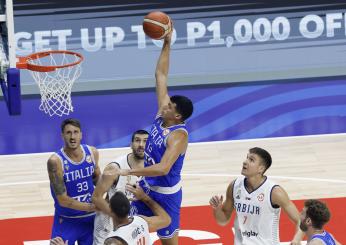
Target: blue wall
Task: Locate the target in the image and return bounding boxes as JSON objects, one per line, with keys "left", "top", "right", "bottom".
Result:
{"left": 1, "top": 77, "right": 346, "bottom": 155}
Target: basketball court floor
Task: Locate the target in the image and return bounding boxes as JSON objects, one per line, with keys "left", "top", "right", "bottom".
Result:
{"left": 1, "top": 133, "right": 345, "bottom": 244}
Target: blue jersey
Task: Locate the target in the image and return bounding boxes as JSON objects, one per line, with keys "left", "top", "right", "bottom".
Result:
{"left": 144, "top": 116, "right": 188, "bottom": 188}
{"left": 51, "top": 144, "right": 96, "bottom": 217}
{"left": 311, "top": 231, "right": 336, "bottom": 245}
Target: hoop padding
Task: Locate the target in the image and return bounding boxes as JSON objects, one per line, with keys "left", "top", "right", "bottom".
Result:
{"left": 24, "top": 51, "right": 83, "bottom": 117}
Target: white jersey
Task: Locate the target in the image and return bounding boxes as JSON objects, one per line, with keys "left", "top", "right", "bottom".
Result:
{"left": 93, "top": 154, "right": 140, "bottom": 245}
{"left": 233, "top": 176, "right": 281, "bottom": 245}
{"left": 106, "top": 216, "right": 151, "bottom": 245}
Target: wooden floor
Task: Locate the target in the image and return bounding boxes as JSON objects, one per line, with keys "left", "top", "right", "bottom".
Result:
{"left": 1, "top": 134, "right": 346, "bottom": 220}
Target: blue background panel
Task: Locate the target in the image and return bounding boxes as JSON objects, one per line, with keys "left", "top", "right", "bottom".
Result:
{"left": 1, "top": 77, "right": 346, "bottom": 155}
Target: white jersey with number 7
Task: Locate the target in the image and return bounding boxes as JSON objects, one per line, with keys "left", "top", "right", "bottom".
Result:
{"left": 233, "top": 176, "right": 281, "bottom": 245}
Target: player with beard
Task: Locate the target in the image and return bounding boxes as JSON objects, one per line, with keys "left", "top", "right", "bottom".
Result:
{"left": 48, "top": 118, "right": 101, "bottom": 245}
{"left": 300, "top": 199, "right": 341, "bottom": 245}
{"left": 92, "top": 130, "right": 149, "bottom": 245}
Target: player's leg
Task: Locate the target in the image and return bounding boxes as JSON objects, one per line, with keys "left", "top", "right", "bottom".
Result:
{"left": 160, "top": 232, "right": 179, "bottom": 245}
{"left": 78, "top": 215, "right": 95, "bottom": 245}
{"left": 51, "top": 215, "right": 77, "bottom": 245}
{"left": 155, "top": 190, "right": 182, "bottom": 245}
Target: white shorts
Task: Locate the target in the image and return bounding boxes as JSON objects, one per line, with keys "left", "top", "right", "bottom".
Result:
{"left": 93, "top": 211, "right": 113, "bottom": 245}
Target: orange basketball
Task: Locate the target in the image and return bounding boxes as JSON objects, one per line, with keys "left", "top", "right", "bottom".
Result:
{"left": 143, "top": 11, "right": 171, "bottom": 40}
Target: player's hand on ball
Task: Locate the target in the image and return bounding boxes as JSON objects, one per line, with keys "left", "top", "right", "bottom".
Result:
{"left": 209, "top": 195, "right": 224, "bottom": 209}
{"left": 164, "top": 17, "right": 173, "bottom": 43}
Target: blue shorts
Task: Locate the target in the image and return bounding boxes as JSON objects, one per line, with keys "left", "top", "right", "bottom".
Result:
{"left": 51, "top": 213, "right": 95, "bottom": 245}
{"left": 131, "top": 181, "right": 182, "bottom": 238}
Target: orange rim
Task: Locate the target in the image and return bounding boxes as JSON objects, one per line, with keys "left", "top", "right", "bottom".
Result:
{"left": 16, "top": 50, "right": 83, "bottom": 72}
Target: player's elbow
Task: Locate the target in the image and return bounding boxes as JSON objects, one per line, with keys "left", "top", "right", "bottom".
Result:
{"left": 154, "top": 164, "right": 170, "bottom": 176}
{"left": 159, "top": 167, "right": 170, "bottom": 176}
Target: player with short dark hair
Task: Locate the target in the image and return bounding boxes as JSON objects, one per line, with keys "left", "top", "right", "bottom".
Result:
{"left": 118, "top": 22, "right": 193, "bottom": 245}
{"left": 210, "top": 147, "right": 304, "bottom": 245}
{"left": 92, "top": 130, "right": 149, "bottom": 245}
{"left": 104, "top": 185, "right": 171, "bottom": 245}
{"left": 48, "top": 118, "right": 101, "bottom": 245}
{"left": 300, "top": 199, "right": 341, "bottom": 245}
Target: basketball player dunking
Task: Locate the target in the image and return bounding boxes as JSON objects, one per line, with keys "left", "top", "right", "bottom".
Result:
{"left": 210, "top": 147, "right": 304, "bottom": 245}
{"left": 117, "top": 23, "right": 194, "bottom": 245}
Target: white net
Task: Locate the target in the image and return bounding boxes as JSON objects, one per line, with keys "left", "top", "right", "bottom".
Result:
{"left": 27, "top": 52, "right": 82, "bottom": 116}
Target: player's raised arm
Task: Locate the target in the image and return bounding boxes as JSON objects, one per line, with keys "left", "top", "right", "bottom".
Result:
{"left": 155, "top": 21, "right": 172, "bottom": 114}
{"left": 92, "top": 163, "right": 120, "bottom": 216}
{"left": 47, "top": 155, "right": 95, "bottom": 212}
{"left": 210, "top": 180, "right": 235, "bottom": 226}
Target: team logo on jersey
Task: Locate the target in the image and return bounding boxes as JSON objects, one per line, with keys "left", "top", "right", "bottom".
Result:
{"left": 64, "top": 165, "right": 69, "bottom": 171}
{"left": 257, "top": 193, "right": 265, "bottom": 202}
{"left": 86, "top": 155, "right": 93, "bottom": 164}
{"left": 235, "top": 189, "right": 241, "bottom": 199}
{"left": 163, "top": 129, "right": 170, "bottom": 136}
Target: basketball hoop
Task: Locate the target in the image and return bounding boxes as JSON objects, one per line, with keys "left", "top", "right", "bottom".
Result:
{"left": 17, "top": 50, "right": 83, "bottom": 116}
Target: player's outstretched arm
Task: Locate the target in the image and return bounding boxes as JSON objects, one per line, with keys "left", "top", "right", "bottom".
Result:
{"left": 92, "top": 163, "right": 120, "bottom": 216}
{"left": 127, "top": 130, "right": 187, "bottom": 177}
{"left": 47, "top": 155, "right": 95, "bottom": 212}
{"left": 210, "top": 180, "right": 235, "bottom": 226}
{"left": 271, "top": 186, "right": 303, "bottom": 245}
{"left": 126, "top": 184, "right": 171, "bottom": 231}
{"left": 90, "top": 146, "right": 101, "bottom": 185}
{"left": 155, "top": 22, "right": 172, "bottom": 114}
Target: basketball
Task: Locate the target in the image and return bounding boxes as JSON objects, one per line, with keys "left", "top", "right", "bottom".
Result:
{"left": 143, "top": 11, "right": 171, "bottom": 40}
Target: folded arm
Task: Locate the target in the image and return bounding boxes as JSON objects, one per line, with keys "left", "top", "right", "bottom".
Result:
{"left": 92, "top": 163, "right": 120, "bottom": 216}
{"left": 47, "top": 155, "right": 95, "bottom": 212}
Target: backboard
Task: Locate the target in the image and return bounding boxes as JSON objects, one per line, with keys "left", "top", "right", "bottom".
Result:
{"left": 0, "top": 0, "right": 20, "bottom": 115}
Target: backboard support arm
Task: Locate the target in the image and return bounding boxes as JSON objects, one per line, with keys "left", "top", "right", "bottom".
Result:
{"left": 0, "top": 0, "right": 21, "bottom": 115}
